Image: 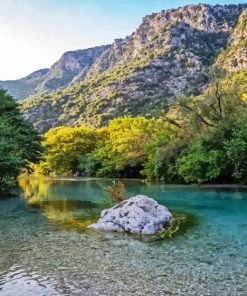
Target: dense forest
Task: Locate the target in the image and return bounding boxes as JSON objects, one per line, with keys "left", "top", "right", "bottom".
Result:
{"left": 30, "top": 67, "right": 247, "bottom": 184}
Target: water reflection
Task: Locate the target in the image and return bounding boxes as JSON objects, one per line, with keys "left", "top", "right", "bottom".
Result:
{"left": 18, "top": 177, "right": 111, "bottom": 230}
{"left": 19, "top": 177, "right": 247, "bottom": 231}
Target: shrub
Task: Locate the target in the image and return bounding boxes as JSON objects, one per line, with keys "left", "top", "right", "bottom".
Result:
{"left": 105, "top": 181, "right": 126, "bottom": 202}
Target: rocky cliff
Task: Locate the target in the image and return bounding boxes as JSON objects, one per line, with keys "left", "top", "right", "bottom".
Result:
{"left": 0, "top": 45, "right": 110, "bottom": 100}
{"left": 17, "top": 4, "right": 247, "bottom": 132}
{"left": 87, "top": 3, "right": 245, "bottom": 78}
{"left": 37, "top": 45, "right": 111, "bottom": 94}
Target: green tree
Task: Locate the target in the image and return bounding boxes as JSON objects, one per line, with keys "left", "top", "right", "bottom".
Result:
{"left": 88, "top": 117, "right": 167, "bottom": 177}
{"left": 177, "top": 132, "right": 227, "bottom": 183}
{"left": 141, "top": 126, "right": 186, "bottom": 182}
{"left": 162, "top": 70, "right": 247, "bottom": 184}
{"left": 0, "top": 89, "right": 42, "bottom": 195}
{"left": 37, "top": 125, "right": 98, "bottom": 175}
{"left": 226, "top": 124, "right": 247, "bottom": 183}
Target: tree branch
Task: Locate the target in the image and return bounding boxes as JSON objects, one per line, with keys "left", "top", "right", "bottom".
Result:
{"left": 177, "top": 103, "right": 215, "bottom": 128}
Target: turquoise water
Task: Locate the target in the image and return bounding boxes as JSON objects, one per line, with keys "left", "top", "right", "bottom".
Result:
{"left": 0, "top": 178, "right": 246, "bottom": 295}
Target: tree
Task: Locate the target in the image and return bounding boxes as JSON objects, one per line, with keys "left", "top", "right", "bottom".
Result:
{"left": 177, "top": 132, "right": 227, "bottom": 183}
{"left": 37, "top": 125, "right": 98, "bottom": 175}
{"left": 141, "top": 125, "right": 185, "bottom": 182}
{"left": 30, "top": 69, "right": 247, "bottom": 184}
{"left": 0, "top": 89, "right": 42, "bottom": 195}
{"left": 162, "top": 69, "right": 247, "bottom": 184}
{"left": 226, "top": 124, "right": 247, "bottom": 184}
{"left": 167, "top": 69, "right": 247, "bottom": 133}
{"left": 87, "top": 117, "right": 167, "bottom": 177}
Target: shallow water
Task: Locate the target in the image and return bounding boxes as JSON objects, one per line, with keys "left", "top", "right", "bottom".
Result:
{"left": 0, "top": 177, "right": 246, "bottom": 296}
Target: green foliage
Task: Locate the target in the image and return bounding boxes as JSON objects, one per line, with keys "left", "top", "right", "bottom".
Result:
{"left": 35, "top": 116, "right": 171, "bottom": 178}
{"left": 159, "top": 212, "right": 197, "bottom": 239}
{"left": 36, "top": 125, "right": 98, "bottom": 175}
{"left": 178, "top": 124, "right": 247, "bottom": 184}
{"left": 0, "top": 89, "right": 42, "bottom": 195}
{"left": 141, "top": 127, "right": 185, "bottom": 182}
{"left": 226, "top": 124, "right": 247, "bottom": 183}
{"left": 142, "top": 69, "right": 247, "bottom": 184}
{"left": 178, "top": 133, "right": 226, "bottom": 183}
{"left": 89, "top": 117, "right": 169, "bottom": 177}
{"left": 174, "top": 70, "right": 247, "bottom": 184}
{"left": 32, "top": 69, "right": 247, "bottom": 184}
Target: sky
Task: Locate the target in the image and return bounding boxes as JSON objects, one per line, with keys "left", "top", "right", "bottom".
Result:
{"left": 0, "top": 0, "right": 245, "bottom": 80}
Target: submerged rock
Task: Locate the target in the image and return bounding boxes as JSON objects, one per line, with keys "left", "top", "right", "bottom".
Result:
{"left": 88, "top": 195, "right": 173, "bottom": 235}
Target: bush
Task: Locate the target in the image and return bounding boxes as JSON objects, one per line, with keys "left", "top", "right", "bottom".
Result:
{"left": 106, "top": 181, "right": 126, "bottom": 202}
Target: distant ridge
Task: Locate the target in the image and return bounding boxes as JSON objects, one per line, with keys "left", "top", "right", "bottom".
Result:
{"left": 0, "top": 45, "right": 110, "bottom": 100}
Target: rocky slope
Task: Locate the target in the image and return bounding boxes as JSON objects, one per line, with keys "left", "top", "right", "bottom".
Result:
{"left": 19, "top": 3, "right": 247, "bottom": 132}
{"left": 87, "top": 3, "right": 245, "bottom": 78}
{"left": 36, "top": 45, "right": 111, "bottom": 94}
{"left": 217, "top": 8, "right": 247, "bottom": 72}
{"left": 0, "top": 45, "right": 110, "bottom": 100}
{"left": 0, "top": 69, "right": 49, "bottom": 100}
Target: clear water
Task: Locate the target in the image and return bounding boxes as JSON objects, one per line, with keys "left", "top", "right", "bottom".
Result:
{"left": 0, "top": 177, "right": 246, "bottom": 296}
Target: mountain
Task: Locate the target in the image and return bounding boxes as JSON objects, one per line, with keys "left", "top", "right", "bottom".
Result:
{"left": 17, "top": 4, "right": 247, "bottom": 132}
{"left": 0, "top": 69, "right": 49, "bottom": 101}
{"left": 36, "top": 45, "right": 111, "bottom": 94}
{"left": 0, "top": 45, "right": 110, "bottom": 100}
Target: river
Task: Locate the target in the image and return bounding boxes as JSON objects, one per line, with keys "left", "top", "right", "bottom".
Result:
{"left": 0, "top": 177, "right": 246, "bottom": 295}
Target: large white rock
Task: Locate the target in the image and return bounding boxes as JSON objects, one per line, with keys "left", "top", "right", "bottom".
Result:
{"left": 88, "top": 195, "right": 173, "bottom": 235}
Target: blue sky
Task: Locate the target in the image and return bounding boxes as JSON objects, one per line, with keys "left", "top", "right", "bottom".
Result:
{"left": 0, "top": 0, "right": 245, "bottom": 80}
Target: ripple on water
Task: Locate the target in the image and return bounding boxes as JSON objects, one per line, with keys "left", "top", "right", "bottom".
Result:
{"left": 0, "top": 265, "right": 62, "bottom": 296}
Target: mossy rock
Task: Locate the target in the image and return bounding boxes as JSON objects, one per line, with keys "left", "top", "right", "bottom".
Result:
{"left": 158, "top": 212, "right": 197, "bottom": 239}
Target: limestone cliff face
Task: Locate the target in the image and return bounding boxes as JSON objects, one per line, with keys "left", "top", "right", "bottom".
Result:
{"left": 37, "top": 45, "right": 111, "bottom": 93}
{"left": 20, "top": 3, "right": 247, "bottom": 133}
{"left": 87, "top": 3, "right": 245, "bottom": 78}
{"left": 0, "top": 45, "right": 110, "bottom": 100}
